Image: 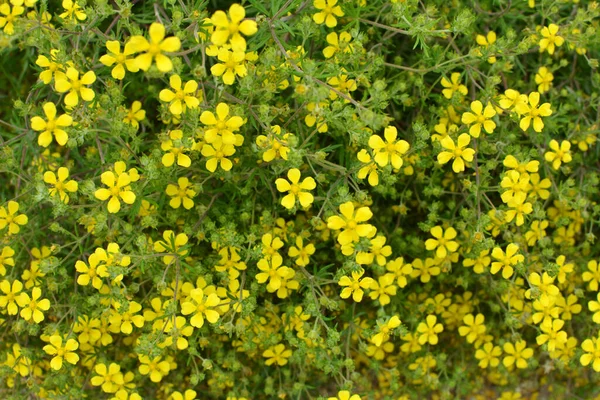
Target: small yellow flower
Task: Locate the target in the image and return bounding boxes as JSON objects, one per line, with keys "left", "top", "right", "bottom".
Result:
{"left": 99, "top": 40, "right": 139, "bottom": 80}
{"left": 475, "top": 342, "right": 502, "bottom": 368}
{"left": 43, "top": 335, "right": 79, "bottom": 370}
{"left": 31, "top": 102, "right": 73, "bottom": 147}
{"left": 36, "top": 49, "right": 63, "bottom": 84}
{"left": 503, "top": 340, "right": 533, "bottom": 369}
{"left": 288, "top": 237, "right": 315, "bottom": 267}
{"left": 54, "top": 67, "right": 96, "bottom": 107}
{"left": 138, "top": 355, "right": 171, "bottom": 382}
{"left": 490, "top": 243, "right": 523, "bottom": 279}
{"left": 461, "top": 100, "right": 496, "bottom": 137}
{"left": 94, "top": 169, "right": 136, "bottom": 213}
{"left": 581, "top": 335, "right": 600, "bottom": 372}
{"left": 514, "top": 92, "right": 552, "bottom": 132}
{"left": 476, "top": 31, "right": 497, "bottom": 63}
{"left": 313, "top": 0, "right": 344, "bottom": 28}
{"left": 425, "top": 226, "right": 459, "bottom": 258}
{"left": 458, "top": 313, "right": 486, "bottom": 343}
{"left": 200, "top": 103, "right": 245, "bottom": 145}
{"left": 440, "top": 72, "right": 468, "bottom": 99}
{"left": 338, "top": 269, "right": 374, "bottom": 302}
{"left": 417, "top": 314, "right": 444, "bottom": 345}
{"left": 357, "top": 149, "right": 379, "bottom": 186}
{"left": 0, "top": 279, "right": 23, "bottom": 315}
{"left": 210, "top": 3, "right": 257, "bottom": 51}
{"left": 275, "top": 168, "right": 316, "bottom": 209}
{"left": 44, "top": 167, "right": 78, "bottom": 203}
{"left": 263, "top": 343, "right": 292, "bottom": 366}
{"left": 544, "top": 139, "right": 572, "bottom": 170}
{"left": 210, "top": 48, "right": 248, "bottom": 85}
{"left": 129, "top": 22, "right": 181, "bottom": 72}
{"left": 166, "top": 177, "right": 196, "bottom": 210}
{"left": 75, "top": 252, "right": 109, "bottom": 289}
{"left": 368, "top": 126, "right": 410, "bottom": 169}
{"left": 327, "top": 202, "right": 375, "bottom": 245}
{"left": 161, "top": 130, "right": 191, "bottom": 168}
{"left": 123, "top": 101, "right": 146, "bottom": 129}
{"left": 437, "top": 133, "right": 475, "bottom": 173}
{"left": 201, "top": 141, "right": 236, "bottom": 172}
{"left": 0, "top": 201, "right": 28, "bottom": 234}
{"left": 0, "top": 4, "right": 24, "bottom": 35}
{"left": 17, "top": 287, "right": 50, "bottom": 323}
{"left": 328, "top": 391, "right": 361, "bottom": 400}
{"left": 59, "top": 0, "right": 86, "bottom": 21}
{"left": 181, "top": 288, "right": 220, "bottom": 328}
{"left": 535, "top": 67, "right": 554, "bottom": 93}
{"left": 539, "top": 24, "right": 564, "bottom": 55}
{"left": 91, "top": 363, "right": 124, "bottom": 394}
{"left": 159, "top": 75, "right": 200, "bottom": 115}
{"left": 153, "top": 230, "right": 189, "bottom": 265}
{"left": 323, "top": 31, "right": 353, "bottom": 59}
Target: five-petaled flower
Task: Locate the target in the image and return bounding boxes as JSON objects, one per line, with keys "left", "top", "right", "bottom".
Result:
{"left": 31, "top": 102, "right": 73, "bottom": 147}
{"left": 275, "top": 168, "right": 316, "bottom": 209}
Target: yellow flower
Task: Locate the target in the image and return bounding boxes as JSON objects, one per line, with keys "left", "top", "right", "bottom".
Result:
{"left": 91, "top": 363, "right": 124, "bottom": 394}
{"left": 288, "top": 237, "right": 315, "bottom": 267}
{"left": 458, "top": 313, "right": 486, "bottom": 343}
{"left": 169, "top": 390, "right": 197, "bottom": 400}
{"left": 461, "top": 100, "right": 496, "bottom": 137}
{"left": 476, "top": 31, "right": 497, "bottom": 63}
{"left": 54, "top": 67, "right": 96, "bottom": 107}
{"left": 0, "top": 201, "right": 28, "bottom": 234}
{"left": 583, "top": 260, "right": 600, "bottom": 291}
{"left": 275, "top": 168, "right": 316, "bottom": 209}
{"left": 536, "top": 318, "right": 567, "bottom": 351}
{"left": 30, "top": 102, "right": 73, "bottom": 147}
{"left": 539, "top": 24, "right": 564, "bottom": 55}
{"left": 327, "top": 71, "right": 357, "bottom": 101}
{"left": 44, "top": 167, "right": 78, "bottom": 203}
{"left": 437, "top": 133, "right": 475, "bottom": 173}
{"left": 43, "top": 335, "right": 79, "bottom": 370}
{"left": 59, "top": 0, "right": 86, "bottom": 21}
{"left": 498, "top": 89, "right": 527, "bottom": 112}
{"left": 138, "top": 355, "right": 171, "bottom": 382}
{"left": 503, "top": 340, "right": 533, "bottom": 369}
{"left": 338, "top": 269, "right": 374, "bottom": 302}
{"left": 94, "top": 169, "right": 136, "bottom": 213}
{"left": 159, "top": 75, "right": 200, "bottom": 115}
{"left": 328, "top": 390, "right": 362, "bottom": 400}
{"left": 201, "top": 141, "right": 236, "bottom": 172}
{"left": 263, "top": 343, "right": 292, "bottom": 366}
{"left": 181, "top": 288, "right": 220, "bottom": 328}
{"left": 108, "top": 300, "right": 145, "bottom": 334}
{"left": 210, "top": 48, "right": 247, "bottom": 85}
{"left": 129, "top": 22, "right": 181, "bottom": 72}
{"left": 368, "top": 126, "right": 410, "bottom": 169}
{"left": 166, "top": 177, "right": 196, "bottom": 210}
{"left": 463, "top": 250, "right": 490, "bottom": 274}
{"left": 535, "top": 67, "right": 554, "bottom": 93}
{"left": 475, "top": 342, "right": 502, "bottom": 368}
{"left": 36, "top": 49, "right": 63, "bottom": 84}
{"left": 327, "top": 202, "right": 375, "bottom": 245}
{"left": 356, "top": 149, "right": 379, "bottom": 186}
{"left": 371, "top": 315, "right": 401, "bottom": 347}
{"left": 75, "top": 251, "right": 109, "bottom": 289}
{"left": 210, "top": 3, "right": 257, "bottom": 51}
{"left": 313, "top": 0, "right": 344, "bottom": 28}
{"left": 256, "top": 254, "right": 292, "bottom": 292}
{"left": 153, "top": 230, "right": 189, "bottom": 265}
{"left": 0, "top": 279, "right": 23, "bottom": 315}
{"left": 425, "top": 226, "right": 459, "bottom": 259}
{"left": 16, "top": 287, "right": 50, "bottom": 323}
{"left": 417, "top": 314, "right": 444, "bottom": 345}
{"left": 200, "top": 103, "right": 245, "bottom": 145}
{"left": 256, "top": 125, "right": 291, "bottom": 162}
{"left": 410, "top": 257, "right": 440, "bottom": 283}
{"left": 99, "top": 40, "right": 139, "bottom": 80}
{"left": 544, "top": 139, "right": 572, "bottom": 170}
{"left": 386, "top": 257, "right": 413, "bottom": 288}
{"left": 490, "top": 243, "right": 523, "bottom": 279}
{"left": 161, "top": 130, "right": 191, "bottom": 168}
{"left": 581, "top": 335, "right": 600, "bottom": 372}
{"left": 0, "top": 246, "right": 15, "bottom": 276}
{"left": 368, "top": 273, "right": 397, "bottom": 306}
{"left": 0, "top": 4, "right": 24, "bottom": 35}
{"left": 323, "top": 31, "right": 353, "bottom": 58}
{"left": 440, "top": 72, "right": 468, "bottom": 99}
{"left": 123, "top": 101, "right": 146, "bottom": 129}
{"left": 514, "top": 92, "right": 552, "bottom": 132}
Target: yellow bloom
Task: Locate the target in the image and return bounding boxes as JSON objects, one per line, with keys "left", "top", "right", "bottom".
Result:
{"left": 0, "top": 4, "right": 24, "bottom": 35}
{"left": 275, "top": 168, "right": 316, "bottom": 209}
{"left": 166, "top": 177, "right": 196, "bottom": 210}
{"left": 59, "top": 0, "right": 86, "bottom": 21}
{"left": 94, "top": 169, "right": 136, "bottom": 213}
{"left": 490, "top": 243, "right": 523, "bottom": 279}
{"left": 43, "top": 335, "right": 79, "bottom": 370}
{"left": 138, "top": 355, "right": 171, "bottom": 382}
{"left": 129, "top": 22, "right": 181, "bottom": 72}
{"left": 30, "top": 102, "right": 72, "bottom": 147}
{"left": 36, "top": 49, "right": 63, "bottom": 84}
{"left": 327, "top": 202, "right": 375, "bottom": 245}
{"left": 123, "top": 101, "right": 146, "bottom": 129}
{"left": 210, "top": 3, "right": 257, "bottom": 51}
{"left": 159, "top": 75, "right": 200, "bottom": 115}
{"left": 437, "top": 133, "right": 475, "bottom": 173}
{"left": 338, "top": 269, "right": 374, "bottom": 302}
{"left": 440, "top": 72, "right": 468, "bottom": 99}
{"left": 161, "top": 130, "right": 191, "bottom": 168}
{"left": 417, "top": 314, "right": 444, "bottom": 345}
{"left": 475, "top": 31, "right": 497, "bottom": 63}
{"left": 461, "top": 100, "right": 496, "bottom": 137}
{"left": 210, "top": 48, "right": 247, "bottom": 85}
{"left": 328, "top": 390, "right": 361, "bottom": 400}
{"left": 75, "top": 251, "right": 109, "bottom": 289}
{"left": 356, "top": 149, "right": 379, "bottom": 186}
{"left": 181, "top": 287, "right": 220, "bottom": 328}
{"left": 323, "top": 31, "right": 353, "bottom": 59}
{"left": 475, "top": 342, "right": 502, "bottom": 368}
{"left": 153, "top": 230, "right": 189, "bottom": 265}
{"left": 54, "top": 67, "right": 96, "bottom": 107}
{"left": 539, "top": 24, "right": 564, "bottom": 55}
{"left": 16, "top": 286, "right": 50, "bottom": 323}
{"left": 288, "top": 237, "right": 315, "bottom": 267}
{"left": 200, "top": 102, "right": 245, "bottom": 145}
{"left": 313, "top": 0, "right": 344, "bottom": 28}
{"left": 0, "top": 246, "right": 15, "bottom": 276}
{"left": 91, "top": 363, "right": 124, "bottom": 394}
{"left": 256, "top": 125, "right": 291, "bottom": 162}
{"left": 44, "top": 167, "right": 78, "bottom": 203}
{"left": 581, "top": 335, "right": 600, "bottom": 372}
{"left": 544, "top": 139, "right": 572, "bottom": 170}
{"left": 503, "top": 340, "right": 533, "bottom": 369}
{"left": 0, "top": 201, "right": 28, "bottom": 234}
{"left": 535, "top": 66, "right": 554, "bottom": 93}
{"left": 458, "top": 313, "right": 486, "bottom": 343}
{"left": 201, "top": 141, "right": 236, "bottom": 172}
{"left": 0, "top": 279, "right": 23, "bottom": 315}
{"left": 425, "top": 226, "right": 459, "bottom": 259}
{"left": 108, "top": 300, "right": 144, "bottom": 334}
{"left": 368, "top": 126, "right": 410, "bottom": 169}
{"left": 514, "top": 92, "right": 552, "bottom": 132}
{"left": 263, "top": 343, "right": 292, "bottom": 366}
{"left": 99, "top": 40, "right": 139, "bottom": 80}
